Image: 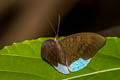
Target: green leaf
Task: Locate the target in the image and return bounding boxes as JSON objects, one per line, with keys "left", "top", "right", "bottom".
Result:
{"left": 0, "top": 37, "right": 120, "bottom": 80}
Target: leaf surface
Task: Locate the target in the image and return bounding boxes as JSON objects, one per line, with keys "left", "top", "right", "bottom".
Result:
{"left": 0, "top": 37, "right": 120, "bottom": 80}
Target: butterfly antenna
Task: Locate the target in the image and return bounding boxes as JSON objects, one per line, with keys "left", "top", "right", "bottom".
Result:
{"left": 48, "top": 18, "right": 57, "bottom": 36}
{"left": 56, "top": 14, "right": 61, "bottom": 40}
{"left": 47, "top": 15, "right": 61, "bottom": 41}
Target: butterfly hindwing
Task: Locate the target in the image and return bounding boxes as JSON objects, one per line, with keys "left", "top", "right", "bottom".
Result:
{"left": 61, "top": 33, "right": 106, "bottom": 72}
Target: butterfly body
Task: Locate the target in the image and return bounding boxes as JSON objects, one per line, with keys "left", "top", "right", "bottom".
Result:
{"left": 41, "top": 32, "right": 106, "bottom": 74}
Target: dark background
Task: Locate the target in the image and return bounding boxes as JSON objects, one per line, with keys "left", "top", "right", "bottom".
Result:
{"left": 60, "top": 0, "right": 120, "bottom": 36}
{"left": 0, "top": 0, "right": 120, "bottom": 48}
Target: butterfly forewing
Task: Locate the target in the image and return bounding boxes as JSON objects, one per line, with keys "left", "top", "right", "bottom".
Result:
{"left": 61, "top": 33, "right": 106, "bottom": 65}
{"left": 41, "top": 40, "right": 59, "bottom": 66}
{"left": 41, "top": 39, "right": 70, "bottom": 74}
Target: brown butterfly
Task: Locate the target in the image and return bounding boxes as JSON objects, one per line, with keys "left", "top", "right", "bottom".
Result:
{"left": 41, "top": 15, "right": 106, "bottom": 74}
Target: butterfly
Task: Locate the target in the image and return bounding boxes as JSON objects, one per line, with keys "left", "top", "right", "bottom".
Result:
{"left": 41, "top": 15, "right": 106, "bottom": 74}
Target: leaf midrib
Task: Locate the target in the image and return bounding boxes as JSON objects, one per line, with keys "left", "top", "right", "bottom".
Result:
{"left": 63, "top": 67, "right": 120, "bottom": 80}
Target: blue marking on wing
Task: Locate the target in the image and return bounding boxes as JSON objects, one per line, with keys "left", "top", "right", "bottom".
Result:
{"left": 69, "top": 58, "right": 91, "bottom": 72}
{"left": 54, "top": 63, "right": 69, "bottom": 74}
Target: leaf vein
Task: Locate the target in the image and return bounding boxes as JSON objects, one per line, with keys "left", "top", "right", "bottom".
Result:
{"left": 63, "top": 67, "right": 120, "bottom": 80}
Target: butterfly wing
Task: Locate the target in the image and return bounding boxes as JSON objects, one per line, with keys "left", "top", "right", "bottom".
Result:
{"left": 41, "top": 40, "right": 70, "bottom": 74}
{"left": 61, "top": 32, "right": 106, "bottom": 72}
{"left": 41, "top": 40, "right": 58, "bottom": 66}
